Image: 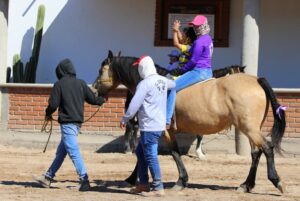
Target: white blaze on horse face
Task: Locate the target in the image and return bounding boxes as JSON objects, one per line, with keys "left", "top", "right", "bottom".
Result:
{"left": 96, "top": 64, "right": 115, "bottom": 95}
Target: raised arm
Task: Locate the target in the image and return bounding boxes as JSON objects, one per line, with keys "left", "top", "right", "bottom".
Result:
{"left": 173, "top": 20, "right": 183, "bottom": 50}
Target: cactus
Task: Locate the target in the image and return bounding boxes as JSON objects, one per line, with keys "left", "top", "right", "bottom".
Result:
{"left": 6, "top": 67, "right": 11, "bottom": 83}
{"left": 12, "top": 54, "right": 24, "bottom": 83}
{"left": 12, "top": 5, "right": 45, "bottom": 83}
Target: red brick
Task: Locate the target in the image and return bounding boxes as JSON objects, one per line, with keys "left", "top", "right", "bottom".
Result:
{"left": 287, "top": 132, "right": 300, "bottom": 138}
{"left": 15, "top": 102, "right": 27, "bottom": 106}
{"left": 290, "top": 113, "right": 300, "bottom": 118}
{"left": 104, "top": 113, "right": 117, "bottom": 117}
{"left": 290, "top": 103, "right": 300, "bottom": 107}
{"left": 21, "top": 116, "right": 34, "bottom": 120}
{"left": 290, "top": 123, "right": 300, "bottom": 128}
{"left": 111, "top": 108, "right": 125, "bottom": 114}
{"left": 20, "top": 107, "right": 32, "bottom": 111}
{"left": 33, "top": 107, "right": 45, "bottom": 111}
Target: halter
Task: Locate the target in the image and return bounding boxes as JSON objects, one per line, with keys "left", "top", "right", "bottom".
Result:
{"left": 99, "top": 76, "right": 113, "bottom": 83}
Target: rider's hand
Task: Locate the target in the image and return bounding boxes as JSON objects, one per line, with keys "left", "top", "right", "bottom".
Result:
{"left": 173, "top": 20, "right": 181, "bottom": 32}
{"left": 120, "top": 121, "right": 126, "bottom": 129}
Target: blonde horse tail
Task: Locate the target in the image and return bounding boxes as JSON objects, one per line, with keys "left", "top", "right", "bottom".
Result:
{"left": 257, "top": 77, "right": 286, "bottom": 153}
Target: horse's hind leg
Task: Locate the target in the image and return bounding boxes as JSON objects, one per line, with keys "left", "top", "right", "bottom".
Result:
{"left": 195, "top": 135, "right": 207, "bottom": 160}
{"left": 164, "top": 129, "right": 189, "bottom": 190}
{"left": 239, "top": 135, "right": 285, "bottom": 193}
{"left": 238, "top": 142, "right": 262, "bottom": 192}
{"left": 262, "top": 141, "right": 286, "bottom": 193}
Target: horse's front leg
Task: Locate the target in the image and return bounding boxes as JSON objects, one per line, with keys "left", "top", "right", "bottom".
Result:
{"left": 124, "top": 120, "right": 134, "bottom": 153}
{"left": 163, "top": 129, "right": 189, "bottom": 190}
{"left": 124, "top": 162, "right": 138, "bottom": 186}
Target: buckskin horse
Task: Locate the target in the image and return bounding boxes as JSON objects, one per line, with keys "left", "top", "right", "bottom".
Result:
{"left": 123, "top": 64, "right": 246, "bottom": 160}
{"left": 93, "top": 51, "right": 286, "bottom": 193}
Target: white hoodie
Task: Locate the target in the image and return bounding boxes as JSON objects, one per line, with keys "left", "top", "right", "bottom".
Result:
{"left": 137, "top": 56, "right": 157, "bottom": 79}
{"left": 122, "top": 56, "right": 175, "bottom": 131}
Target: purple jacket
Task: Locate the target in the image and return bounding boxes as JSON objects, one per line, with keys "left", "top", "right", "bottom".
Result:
{"left": 181, "top": 34, "right": 213, "bottom": 72}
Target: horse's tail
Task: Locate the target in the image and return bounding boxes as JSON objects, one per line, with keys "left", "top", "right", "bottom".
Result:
{"left": 257, "top": 77, "right": 286, "bottom": 153}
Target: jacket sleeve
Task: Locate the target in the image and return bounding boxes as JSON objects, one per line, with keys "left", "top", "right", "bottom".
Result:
{"left": 167, "top": 79, "right": 176, "bottom": 90}
{"left": 121, "top": 82, "right": 147, "bottom": 124}
{"left": 45, "top": 83, "right": 61, "bottom": 116}
{"left": 85, "top": 84, "right": 105, "bottom": 106}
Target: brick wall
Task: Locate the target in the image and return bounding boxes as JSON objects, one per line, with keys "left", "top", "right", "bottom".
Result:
{"left": 7, "top": 86, "right": 127, "bottom": 132}
{"left": 262, "top": 93, "right": 300, "bottom": 138}
{"left": 4, "top": 86, "right": 300, "bottom": 138}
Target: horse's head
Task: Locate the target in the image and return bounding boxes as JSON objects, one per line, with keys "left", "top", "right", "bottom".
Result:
{"left": 93, "top": 51, "right": 120, "bottom": 96}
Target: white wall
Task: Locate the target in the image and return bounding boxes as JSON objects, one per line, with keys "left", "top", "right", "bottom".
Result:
{"left": 6, "top": 0, "right": 300, "bottom": 87}
{"left": 259, "top": 0, "right": 300, "bottom": 88}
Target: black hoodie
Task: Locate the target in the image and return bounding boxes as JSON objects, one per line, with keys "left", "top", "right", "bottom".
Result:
{"left": 46, "top": 59, "right": 105, "bottom": 124}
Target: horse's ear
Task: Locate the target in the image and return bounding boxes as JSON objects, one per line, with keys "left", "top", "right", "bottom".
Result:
{"left": 118, "top": 51, "right": 122, "bottom": 57}
{"left": 108, "top": 50, "right": 114, "bottom": 63}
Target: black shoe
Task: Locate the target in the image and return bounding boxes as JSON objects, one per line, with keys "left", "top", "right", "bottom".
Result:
{"left": 79, "top": 179, "right": 90, "bottom": 191}
{"left": 33, "top": 175, "right": 52, "bottom": 188}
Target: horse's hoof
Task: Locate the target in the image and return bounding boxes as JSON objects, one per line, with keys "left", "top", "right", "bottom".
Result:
{"left": 237, "top": 184, "right": 250, "bottom": 193}
{"left": 196, "top": 152, "right": 207, "bottom": 161}
{"left": 277, "top": 181, "right": 286, "bottom": 194}
{"left": 124, "top": 178, "right": 136, "bottom": 186}
{"left": 172, "top": 184, "right": 185, "bottom": 191}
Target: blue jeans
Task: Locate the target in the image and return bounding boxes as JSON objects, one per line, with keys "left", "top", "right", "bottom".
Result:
{"left": 45, "top": 124, "right": 88, "bottom": 181}
{"left": 135, "top": 131, "right": 164, "bottom": 190}
{"left": 166, "top": 68, "right": 212, "bottom": 124}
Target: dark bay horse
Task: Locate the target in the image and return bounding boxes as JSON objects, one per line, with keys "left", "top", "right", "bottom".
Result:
{"left": 93, "top": 51, "right": 286, "bottom": 193}
{"left": 123, "top": 64, "right": 246, "bottom": 159}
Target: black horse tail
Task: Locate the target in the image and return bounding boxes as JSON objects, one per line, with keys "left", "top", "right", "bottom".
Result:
{"left": 257, "top": 77, "right": 286, "bottom": 153}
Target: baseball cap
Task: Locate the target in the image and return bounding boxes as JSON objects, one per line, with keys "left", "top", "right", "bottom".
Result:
{"left": 168, "top": 50, "right": 180, "bottom": 58}
{"left": 188, "top": 15, "right": 207, "bottom": 26}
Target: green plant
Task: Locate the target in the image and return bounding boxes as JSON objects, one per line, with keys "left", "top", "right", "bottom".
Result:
{"left": 12, "top": 4, "right": 45, "bottom": 83}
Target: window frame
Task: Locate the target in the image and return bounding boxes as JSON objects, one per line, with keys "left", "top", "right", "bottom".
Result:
{"left": 154, "top": 0, "right": 230, "bottom": 47}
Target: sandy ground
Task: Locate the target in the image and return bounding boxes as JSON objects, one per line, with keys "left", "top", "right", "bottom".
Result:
{"left": 0, "top": 144, "right": 299, "bottom": 201}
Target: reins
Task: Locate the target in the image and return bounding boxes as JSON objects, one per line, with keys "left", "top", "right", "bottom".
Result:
{"left": 41, "top": 106, "right": 101, "bottom": 153}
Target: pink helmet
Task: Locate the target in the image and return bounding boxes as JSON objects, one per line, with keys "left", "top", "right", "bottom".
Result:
{"left": 188, "top": 15, "right": 207, "bottom": 26}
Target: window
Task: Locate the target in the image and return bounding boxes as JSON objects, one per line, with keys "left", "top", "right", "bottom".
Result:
{"left": 154, "top": 0, "right": 230, "bottom": 47}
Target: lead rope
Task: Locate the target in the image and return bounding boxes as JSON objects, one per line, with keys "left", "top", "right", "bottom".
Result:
{"left": 41, "top": 106, "right": 101, "bottom": 153}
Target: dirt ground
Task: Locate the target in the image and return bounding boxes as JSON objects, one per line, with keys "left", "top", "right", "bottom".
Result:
{"left": 0, "top": 144, "right": 299, "bottom": 201}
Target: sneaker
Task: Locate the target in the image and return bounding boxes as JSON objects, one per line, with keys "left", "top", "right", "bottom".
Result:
{"left": 129, "top": 184, "right": 150, "bottom": 194}
{"left": 79, "top": 179, "right": 90, "bottom": 191}
{"left": 34, "top": 175, "right": 52, "bottom": 188}
{"left": 141, "top": 189, "right": 165, "bottom": 197}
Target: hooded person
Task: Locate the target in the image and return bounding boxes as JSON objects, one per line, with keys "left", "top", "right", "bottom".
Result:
{"left": 120, "top": 56, "right": 175, "bottom": 196}
{"left": 35, "top": 58, "right": 106, "bottom": 191}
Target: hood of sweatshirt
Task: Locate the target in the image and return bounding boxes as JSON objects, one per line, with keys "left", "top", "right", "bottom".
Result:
{"left": 55, "top": 58, "right": 77, "bottom": 80}
{"left": 135, "top": 56, "right": 157, "bottom": 79}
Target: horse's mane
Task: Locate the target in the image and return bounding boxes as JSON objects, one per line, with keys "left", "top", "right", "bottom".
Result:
{"left": 109, "top": 56, "right": 169, "bottom": 91}
{"left": 108, "top": 55, "right": 245, "bottom": 91}
{"left": 213, "top": 65, "right": 246, "bottom": 78}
